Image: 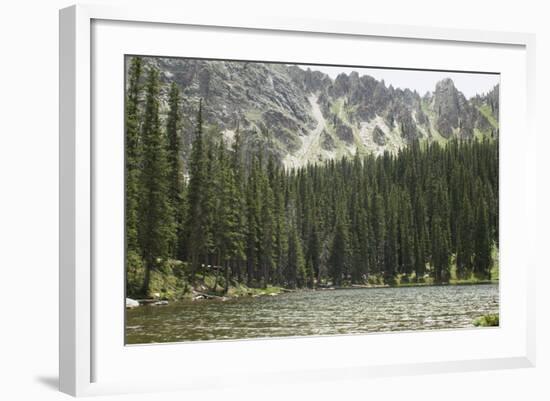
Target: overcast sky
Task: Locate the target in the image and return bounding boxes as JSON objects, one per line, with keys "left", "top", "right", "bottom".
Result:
{"left": 296, "top": 64, "right": 499, "bottom": 98}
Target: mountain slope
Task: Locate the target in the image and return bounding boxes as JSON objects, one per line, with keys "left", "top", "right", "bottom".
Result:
{"left": 133, "top": 57, "right": 499, "bottom": 168}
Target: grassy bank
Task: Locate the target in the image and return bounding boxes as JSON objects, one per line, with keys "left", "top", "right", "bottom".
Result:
{"left": 127, "top": 247, "right": 499, "bottom": 301}
{"left": 128, "top": 258, "right": 285, "bottom": 301}
{"left": 391, "top": 246, "right": 499, "bottom": 287}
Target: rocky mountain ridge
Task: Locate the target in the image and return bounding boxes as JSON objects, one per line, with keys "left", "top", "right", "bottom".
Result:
{"left": 134, "top": 57, "right": 499, "bottom": 168}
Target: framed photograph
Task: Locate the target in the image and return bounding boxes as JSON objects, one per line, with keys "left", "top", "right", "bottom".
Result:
{"left": 59, "top": 4, "right": 536, "bottom": 396}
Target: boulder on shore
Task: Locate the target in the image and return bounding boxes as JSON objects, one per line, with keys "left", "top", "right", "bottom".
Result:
{"left": 126, "top": 298, "right": 140, "bottom": 309}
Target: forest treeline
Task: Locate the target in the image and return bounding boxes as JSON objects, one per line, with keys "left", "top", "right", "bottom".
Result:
{"left": 125, "top": 58, "right": 499, "bottom": 297}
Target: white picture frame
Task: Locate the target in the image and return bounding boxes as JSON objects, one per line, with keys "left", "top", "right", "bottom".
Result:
{"left": 59, "top": 4, "right": 536, "bottom": 397}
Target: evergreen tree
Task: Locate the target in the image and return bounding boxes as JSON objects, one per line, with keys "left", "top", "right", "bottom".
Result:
{"left": 125, "top": 57, "right": 142, "bottom": 255}
{"left": 329, "top": 215, "right": 349, "bottom": 287}
{"left": 273, "top": 171, "right": 289, "bottom": 285}
{"left": 456, "top": 192, "right": 474, "bottom": 279}
{"left": 186, "top": 100, "right": 209, "bottom": 282}
{"left": 384, "top": 187, "right": 399, "bottom": 284}
{"left": 430, "top": 180, "right": 451, "bottom": 283}
{"left": 474, "top": 198, "right": 492, "bottom": 279}
{"left": 305, "top": 224, "right": 320, "bottom": 287}
{"left": 211, "top": 140, "right": 245, "bottom": 293}
{"left": 229, "top": 127, "right": 247, "bottom": 283}
{"left": 223, "top": 161, "right": 246, "bottom": 292}
{"left": 138, "top": 67, "right": 175, "bottom": 295}
{"left": 372, "top": 193, "right": 386, "bottom": 276}
{"left": 165, "top": 82, "right": 185, "bottom": 258}
{"left": 398, "top": 191, "right": 415, "bottom": 281}
{"left": 203, "top": 135, "right": 219, "bottom": 275}
{"left": 245, "top": 156, "right": 261, "bottom": 286}
{"left": 412, "top": 191, "right": 428, "bottom": 281}
{"left": 287, "top": 220, "right": 306, "bottom": 288}
{"left": 258, "top": 156, "right": 276, "bottom": 288}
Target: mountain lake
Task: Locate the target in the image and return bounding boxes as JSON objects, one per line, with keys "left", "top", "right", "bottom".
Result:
{"left": 125, "top": 283, "right": 499, "bottom": 344}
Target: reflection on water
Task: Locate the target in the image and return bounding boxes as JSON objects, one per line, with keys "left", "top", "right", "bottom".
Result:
{"left": 125, "top": 284, "right": 499, "bottom": 344}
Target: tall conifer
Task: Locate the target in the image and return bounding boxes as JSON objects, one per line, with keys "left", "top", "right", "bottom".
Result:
{"left": 138, "top": 67, "right": 175, "bottom": 295}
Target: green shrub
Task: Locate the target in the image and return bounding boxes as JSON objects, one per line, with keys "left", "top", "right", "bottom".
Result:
{"left": 148, "top": 259, "right": 190, "bottom": 300}
{"left": 473, "top": 314, "right": 499, "bottom": 327}
{"left": 126, "top": 250, "right": 145, "bottom": 298}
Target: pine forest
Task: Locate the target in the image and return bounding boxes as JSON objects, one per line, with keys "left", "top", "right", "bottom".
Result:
{"left": 124, "top": 57, "right": 499, "bottom": 303}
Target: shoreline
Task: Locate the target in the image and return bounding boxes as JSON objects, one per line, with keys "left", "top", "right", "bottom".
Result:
{"left": 330, "top": 280, "right": 498, "bottom": 290}
{"left": 127, "top": 280, "right": 499, "bottom": 308}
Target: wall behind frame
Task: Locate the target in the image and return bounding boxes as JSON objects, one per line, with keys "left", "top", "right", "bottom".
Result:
{"left": 0, "top": 0, "right": 548, "bottom": 400}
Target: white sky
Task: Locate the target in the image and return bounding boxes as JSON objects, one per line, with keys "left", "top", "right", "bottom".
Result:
{"left": 296, "top": 64, "right": 499, "bottom": 98}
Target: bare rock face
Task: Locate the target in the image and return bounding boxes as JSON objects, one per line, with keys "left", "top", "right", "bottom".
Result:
{"left": 398, "top": 110, "right": 419, "bottom": 142}
{"left": 133, "top": 57, "right": 499, "bottom": 168}
{"left": 332, "top": 73, "right": 351, "bottom": 98}
{"left": 321, "top": 129, "right": 335, "bottom": 150}
{"left": 431, "top": 78, "right": 498, "bottom": 140}
{"left": 332, "top": 115, "right": 354, "bottom": 143}
{"left": 372, "top": 125, "right": 386, "bottom": 146}
{"left": 433, "top": 78, "right": 462, "bottom": 138}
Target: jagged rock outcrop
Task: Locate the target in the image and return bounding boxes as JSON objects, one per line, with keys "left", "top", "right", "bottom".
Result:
{"left": 321, "top": 129, "right": 335, "bottom": 150}
{"left": 433, "top": 78, "right": 463, "bottom": 138}
{"left": 431, "top": 78, "right": 495, "bottom": 140}
{"left": 372, "top": 126, "right": 386, "bottom": 146}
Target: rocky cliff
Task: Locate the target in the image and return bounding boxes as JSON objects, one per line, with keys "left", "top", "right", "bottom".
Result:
{"left": 134, "top": 56, "right": 499, "bottom": 168}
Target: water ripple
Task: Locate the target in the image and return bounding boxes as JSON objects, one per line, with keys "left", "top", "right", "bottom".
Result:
{"left": 126, "top": 284, "right": 499, "bottom": 344}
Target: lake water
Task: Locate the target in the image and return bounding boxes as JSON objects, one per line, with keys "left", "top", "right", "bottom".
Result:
{"left": 125, "top": 284, "right": 499, "bottom": 344}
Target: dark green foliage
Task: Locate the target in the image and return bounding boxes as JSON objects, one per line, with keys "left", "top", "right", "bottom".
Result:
{"left": 384, "top": 188, "right": 399, "bottom": 285}
{"left": 371, "top": 193, "right": 386, "bottom": 276}
{"left": 474, "top": 198, "right": 492, "bottom": 279}
{"left": 287, "top": 220, "right": 306, "bottom": 288}
{"left": 186, "top": 100, "right": 210, "bottom": 282}
{"left": 245, "top": 155, "right": 261, "bottom": 286}
{"left": 305, "top": 222, "right": 321, "bottom": 287}
{"left": 125, "top": 57, "right": 142, "bottom": 255}
{"left": 165, "top": 82, "right": 186, "bottom": 259}
{"left": 138, "top": 67, "right": 176, "bottom": 295}
{"left": 212, "top": 139, "right": 246, "bottom": 293}
{"left": 397, "top": 191, "right": 415, "bottom": 280}
{"left": 229, "top": 128, "right": 247, "bottom": 283}
{"left": 273, "top": 167, "right": 289, "bottom": 286}
{"left": 430, "top": 179, "right": 451, "bottom": 283}
{"left": 126, "top": 250, "right": 145, "bottom": 298}
{"left": 329, "top": 218, "right": 349, "bottom": 287}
